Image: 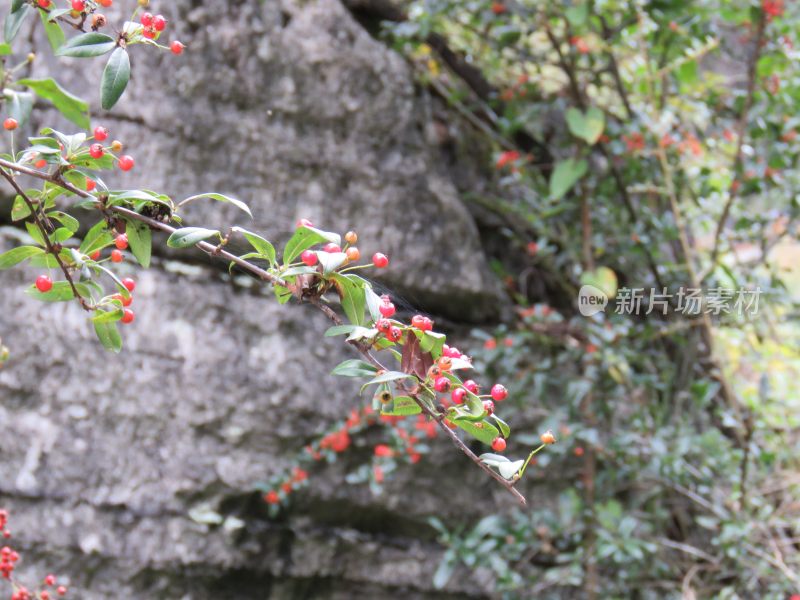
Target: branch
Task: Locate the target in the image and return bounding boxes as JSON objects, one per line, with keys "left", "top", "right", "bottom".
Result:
{"left": 704, "top": 14, "right": 767, "bottom": 280}
{"left": 0, "top": 167, "right": 92, "bottom": 310}
{"left": 0, "top": 157, "right": 528, "bottom": 505}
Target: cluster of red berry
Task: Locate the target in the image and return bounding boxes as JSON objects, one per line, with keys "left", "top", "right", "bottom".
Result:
{"left": 1, "top": 511, "right": 67, "bottom": 599}
{"left": 297, "top": 224, "right": 389, "bottom": 270}
{"left": 89, "top": 125, "right": 134, "bottom": 173}
{"left": 262, "top": 467, "right": 308, "bottom": 505}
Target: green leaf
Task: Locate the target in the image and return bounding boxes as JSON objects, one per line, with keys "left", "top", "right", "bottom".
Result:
{"left": 26, "top": 281, "right": 91, "bottom": 303}
{"left": 91, "top": 307, "right": 123, "bottom": 324}
{"left": 360, "top": 370, "right": 413, "bottom": 394}
{"left": 232, "top": 227, "right": 275, "bottom": 266}
{"left": 48, "top": 211, "right": 79, "bottom": 234}
{"left": 280, "top": 265, "right": 317, "bottom": 277}
{"left": 497, "top": 460, "right": 524, "bottom": 480}
{"left": 11, "top": 0, "right": 24, "bottom": 13}
{"left": 39, "top": 8, "right": 64, "bottom": 52}
{"left": 100, "top": 47, "right": 131, "bottom": 110}
{"left": 93, "top": 320, "right": 122, "bottom": 353}
{"left": 381, "top": 395, "right": 422, "bottom": 416}
{"left": 126, "top": 219, "right": 152, "bottom": 267}
{"left": 325, "top": 324, "right": 359, "bottom": 337}
{"left": 11, "top": 194, "right": 32, "bottom": 221}
{"left": 167, "top": 227, "right": 219, "bottom": 249}
{"left": 550, "top": 158, "right": 588, "bottom": 200}
{"left": 5, "top": 90, "right": 34, "bottom": 126}
{"left": 179, "top": 193, "right": 253, "bottom": 218}
{"left": 456, "top": 419, "right": 500, "bottom": 446}
{"left": 17, "top": 78, "right": 89, "bottom": 129}
{"left": 318, "top": 251, "right": 347, "bottom": 275}
{"left": 56, "top": 32, "right": 116, "bottom": 57}
{"left": 0, "top": 245, "right": 44, "bottom": 269}
{"left": 365, "top": 284, "right": 383, "bottom": 322}
{"left": 282, "top": 226, "right": 341, "bottom": 265}
{"left": 79, "top": 220, "right": 112, "bottom": 254}
{"left": 419, "top": 330, "right": 446, "bottom": 355}
{"left": 491, "top": 414, "right": 511, "bottom": 438}
{"left": 565, "top": 4, "right": 588, "bottom": 26}
{"left": 566, "top": 107, "right": 605, "bottom": 145}
{"left": 332, "top": 273, "right": 366, "bottom": 326}
{"left": 5, "top": 4, "right": 32, "bottom": 43}
{"left": 331, "top": 359, "right": 378, "bottom": 378}
{"left": 580, "top": 266, "right": 618, "bottom": 299}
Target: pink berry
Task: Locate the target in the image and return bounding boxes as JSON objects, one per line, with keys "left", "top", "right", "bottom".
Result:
{"left": 491, "top": 437, "right": 507, "bottom": 452}
{"left": 463, "top": 380, "right": 479, "bottom": 394}
{"left": 44, "top": 575, "right": 56, "bottom": 587}
{"left": 300, "top": 250, "right": 318, "bottom": 266}
{"left": 118, "top": 155, "right": 135, "bottom": 171}
{"left": 372, "top": 253, "right": 389, "bottom": 268}
{"left": 434, "top": 377, "right": 451, "bottom": 393}
{"left": 35, "top": 275, "right": 52, "bottom": 292}
{"left": 170, "top": 41, "right": 185, "bottom": 55}
{"left": 122, "top": 278, "right": 135, "bottom": 292}
{"left": 378, "top": 301, "right": 395, "bottom": 317}
{"left": 89, "top": 143, "right": 104, "bottom": 159}
{"left": 491, "top": 384, "right": 508, "bottom": 401}
{"left": 93, "top": 126, "right": 108, "bottom": 141}
{"left": 323, "top": 242, "right": 341, "bottom": 253}
{"left": 482, "top": 400, "right": 495, "bottom": 415}
{"left": 296, "top": 218, "right": 313, "bottom": 228}
{"left": 451, "top": 387, "right": 467, "bottom": 405}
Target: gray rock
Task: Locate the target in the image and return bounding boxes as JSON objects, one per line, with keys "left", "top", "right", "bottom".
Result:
{"left": 0, "top": 0, "right": 517, "bottom": 597}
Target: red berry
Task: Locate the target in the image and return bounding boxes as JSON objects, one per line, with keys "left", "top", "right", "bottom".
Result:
{"left": 451, "top": 387, "right": 467, "bottom": 405}
{"left": 491, "top": 384, "right": 508, "bottom": 401}
{"left": 41, "top": 591, "right": 51, "bottom": 600}
{"left": 491, "top": 437, "right": 507, "bottom": 452}
{"left": 386, "top": 326, "right": 402, "bottom": 342}
{"left": 121, "top": 309, "right": 135, "bottom": 324}
{"left": 372, "top": 252, "right": 389, "bottom": 268}
{"left": 152, "top": 14, "right": 167, "bottom": 31}
{"left": 111, "top": 249, "right": 123, "bottom": 263}
{"left": 482, "top": 400, "right": 495, "bottom": 415}
{"left": 98, "top": 0, "right": 111, "bottom": 6}
{"left": 322, "top": 242, "right": 341, "bottom": 253}
{"left": 411, "top": 315, "right": 433, "bottom": 331}
{"left": 118, "top": 155, "right": 135, "bottom": 171}
{"left": 44, "top": 575, "right": 56, "bottom": 587}
{"left": 93, "top": 126, "right": 108, "bottom": 141}
{"left": 300, "top": 250, "right": 318, "bottom": 266}
{"left": 378, "top": 301, "right": 395, "bottom": 317}
{"left": 112, "top": 293, "right": 132, "bottom": 307}
{"left": 115, "top": 233, "right": 128, "bottom": 250}
{"left": 35, "top": 275, "right": 53, "bottom": 292}
{"left": 540, "top": 430, "right": 557, "bottom": 445}
{"left": 3, "top": 118, "right": 18, "bottom": 131}
{"left": 56, "top": 587, "right": 66, "bottom": 597}
{"left": 37, "top": 0, "right": 50, "bottom": 7}
{"left": 85, "top": 179, "right": 96, "bottom": 191}
{"left": 170, "top": 41, "right": 185, "bottom": 55}
{"left": 89, "top": 250, "right": 101, "bottom": 260}
{"left": 89, "top": 143, "right": 104, "bottom": 159}
{"left": 375, "top": 318, "right": 391, "bottom": 333}
{"left": 142, "top": 26, "right": 156, "bottom": 39}
{"left": 35, "top": 158, "right": 47, "bottom": 168}
{"left": 140, "top": 12, "right": 154, "bottom": 26}
{"left": 433, "top": 376, "right": 451, "bottom": 393}
{"left": 71, "top": 0, "right": 85, "bottom": 11}
{"left": 264, "top": 491, "right": 279, "bottom": 505}
{"left": 122, "top": 277, "right": 136, "bottom": 292}
{"left": 463, "top": 379, "right": 479, "bottom": 394}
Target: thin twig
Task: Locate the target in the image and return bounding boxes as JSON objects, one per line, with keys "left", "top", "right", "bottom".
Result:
{"left": 0, "top": 157, "right": 528, "bottom": 505}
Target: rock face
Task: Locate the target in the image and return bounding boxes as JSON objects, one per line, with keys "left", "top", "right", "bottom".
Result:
{"left": 0, "top": 1, "right": 514, "bottom": 598}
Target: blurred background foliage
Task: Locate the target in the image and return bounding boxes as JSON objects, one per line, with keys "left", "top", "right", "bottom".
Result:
{"left": 377, "top": 0, "right": 799, "bottom": 597}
